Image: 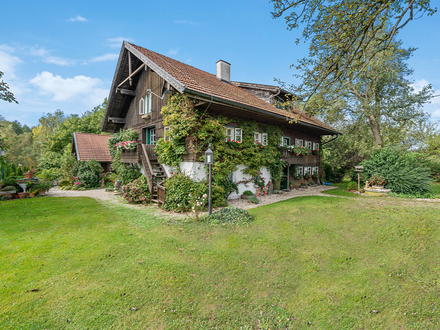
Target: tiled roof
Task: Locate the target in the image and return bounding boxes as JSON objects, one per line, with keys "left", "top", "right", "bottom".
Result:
{"left": 73, "top": 133, "right": 112, "bottom": 162}
{"left": 129, "top": 43, "right": 338, "bottom": 133}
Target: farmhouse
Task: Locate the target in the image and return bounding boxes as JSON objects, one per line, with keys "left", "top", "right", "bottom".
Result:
{"left": 101, "top": 41, "right": 339, "bottom": 199}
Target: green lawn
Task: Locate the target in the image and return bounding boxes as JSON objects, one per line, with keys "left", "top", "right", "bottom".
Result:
{"left": 1, "top": 196, "right": 440, "bottom": 329}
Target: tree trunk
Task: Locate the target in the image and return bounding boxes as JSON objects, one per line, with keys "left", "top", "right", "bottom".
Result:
{"left": 368, "top": 114, "right": 382, "bottom": 148}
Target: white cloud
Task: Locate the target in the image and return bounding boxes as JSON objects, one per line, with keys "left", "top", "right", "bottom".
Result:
{"left": 168, "top": 48, "right": 179, "bottom": 56}
{"left": 30, "top": 71, "right": 104, "bottom": 102}
{"left": 89, "top": 53, "right": 119, "bottom": 62}
{"left": 0, "top": 47, "right": 22, "bottom": 79}
{"left": 174, "top": 20, "right": 200, "bottom": 26}
{"left": 107, "top": 37, "right": 132, "bottom": 48}
{"left": 67, "top": 15, "right": 88, "bottom": 22}
{"left": 29, "top": 46, "right": 75, "bottom": 66}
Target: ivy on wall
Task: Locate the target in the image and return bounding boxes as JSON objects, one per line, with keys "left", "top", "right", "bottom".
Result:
{"left": 155, "top": 93, "right": 286, "bottom": 183}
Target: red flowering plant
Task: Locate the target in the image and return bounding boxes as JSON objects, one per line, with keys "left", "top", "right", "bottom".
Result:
{"left": 312, "top": 148, "right": 320, "bottom": 155}
{"left": 286, "top": 145, "right": 311, "bottom": 156}
{"left": 311, "top": 172, "right": 319, "bottom": 180}
{"left": 225, "top": 139, "right": 241, "bottom": 147}
{"left": 303, "top": 172, "right": 311, "bottom": 180}
{"left": 369, "top": 173, "right": 386, "bottom": 187}
{"left": 254, "top": 173, "right": 266, "bottom": 189}
{"left": 113, "top": 140, "right": 137, "bottom": 151}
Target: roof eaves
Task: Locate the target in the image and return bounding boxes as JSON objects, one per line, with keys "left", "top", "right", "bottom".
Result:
{"left": 184, "top": 89, "right": 340, "bottom": 135}
{"left": 124, "top": 41, "right": 186, "bottom": 93}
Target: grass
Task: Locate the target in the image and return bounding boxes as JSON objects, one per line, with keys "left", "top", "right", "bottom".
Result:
{"left": 1, "top": 195, "right": 440, "bottom": 329}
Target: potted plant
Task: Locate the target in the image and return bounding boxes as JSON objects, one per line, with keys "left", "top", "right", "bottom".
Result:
{"left": 27, "top": 188, "right": 37, "bottom": 198}
{"left": 241, "top": 190, "right": 255, "bottom": 199}
{"left": 0, "top": 185, "right": 17, "bottom": 198}
{"left": 17, "top": 191, "right": 27, "bottom": 199}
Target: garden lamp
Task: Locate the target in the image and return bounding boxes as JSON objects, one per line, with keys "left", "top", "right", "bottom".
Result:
{"left": 205, "top": 143, "right": 213, "bottom": 215}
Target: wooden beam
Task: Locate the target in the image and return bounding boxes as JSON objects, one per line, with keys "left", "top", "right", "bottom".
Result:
{"left": 117, "top": 63, "right": 145, "bottom": 88}
{"left": 128, "top": 52, "right": 132, "bottom": 86}
{"left": 116, "top": 88, "right": 136, "bottom": 96}
{"left": 108, "top": 117, "right": 126, "bottom": 124}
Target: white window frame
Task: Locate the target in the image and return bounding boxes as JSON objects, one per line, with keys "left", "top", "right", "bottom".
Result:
{"left": 139, "top": 98, "right": 145, "bottom": 115}
{"left": 225, "top": 126, "right": 234, "bottom": 142}
{"left": 283, "top": 137, "right": 291, "bottom": 146}
{"left": 280, "top": 136, "right": 284, "bottom": 147}
{"left": 150, "top": 128, "right": 156, "bottom": 145}
{"left": 254, "top": 132, "right": 261, "bottom": 145}
{"left": 145, "top": 94, "right": 153, "bottom": 114}
{"left": 234, "top": 128, "right": 242, "bottom": 143}
{"left": 313, "top": 166, "right": 319, "bottom": 174}
{"left": 163, "top": 126, "right": 171, "bottom": 142}
{"left": 299, "top": 166, "right": 304, "bottom": 176}
{"left": 295, "top": 138, "right": 300, "bottom": 146}
{"left": 261, "top": 133, "right": 268, "bottom": 146}
{"left": 304, "top": 166, "right": 309, "bottom": 175}
{"left": 299, "top": 139, "right": 304, "bottom": 146}
{"left": 307, "top": 141, "right": 313, "bottom": 149}
{"left": 313, "top": 142, "right": 320, "bottom": 150}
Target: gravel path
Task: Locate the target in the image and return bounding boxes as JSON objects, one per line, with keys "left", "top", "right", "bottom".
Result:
{"left": 46, "top": 185, "right": 338, "bottom": 209}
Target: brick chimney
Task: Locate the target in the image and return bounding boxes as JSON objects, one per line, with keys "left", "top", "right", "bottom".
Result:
{"left": 216, "top": 60, "right": 230, "bottom": 82}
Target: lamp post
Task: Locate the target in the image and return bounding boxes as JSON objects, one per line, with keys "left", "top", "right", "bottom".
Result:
{"left": 0, "top": 148, "right": 5, "bottom": 182}
{"left": 204, "top": 143, "right": 214, "bottom": 215}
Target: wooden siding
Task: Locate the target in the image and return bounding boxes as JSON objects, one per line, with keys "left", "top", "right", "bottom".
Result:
{"left": 124, "top": 68, "right": 169, "bottom": 141}
{"left": 120, "top": 150, "right": 140, "bottom": 163}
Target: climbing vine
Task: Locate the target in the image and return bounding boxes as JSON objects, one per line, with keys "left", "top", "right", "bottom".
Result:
{"left": 155, "top": 93, "right": 286, "bottom": 184}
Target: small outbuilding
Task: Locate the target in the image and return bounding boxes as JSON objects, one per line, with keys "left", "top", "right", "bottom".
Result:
{"left": 71, "top": 133, "right": 112, "bottom": 172}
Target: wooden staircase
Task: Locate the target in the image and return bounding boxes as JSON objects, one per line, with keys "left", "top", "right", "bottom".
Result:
{"left": 140, "top": 144, "right": 167, "bottom": 203}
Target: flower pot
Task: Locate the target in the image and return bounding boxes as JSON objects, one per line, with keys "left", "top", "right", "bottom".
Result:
{"left": 28, "top": 192, "right": 36, "bottom": 198}
{"left": 17, "top": 192, "right": 27, "bottom": 199}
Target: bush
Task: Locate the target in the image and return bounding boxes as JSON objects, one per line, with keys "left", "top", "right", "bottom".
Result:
{"left": 72, "top": 160, "right": 102, "bottom": 189}
{"left": 163, "top": 172, "right": 226, "bottom": 212}
{"left": 248, "top": 195, "right": 259, "bottom": 204}
{"left": 346, "top": 181, "right": 358, "bottom": 190}
{"left": 242, "top": 190, "right": 253, "bottom": 196}
{"left": 321, "top": 162, "right": 344, "bottom": 183}
{"left": 122, "top": 176, "right": 150, "bottom": 205}
{"left": 361, "top": 148, "right": 433, "bottom": 195}
{"left": 202, "top": 206, "right": 253, "bottom": 225}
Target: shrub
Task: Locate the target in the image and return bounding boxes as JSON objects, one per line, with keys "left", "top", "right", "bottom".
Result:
{"left": 248, "top": 195, "right": 259, "bottom": 204}
{"left": 242, "top": 190, "right": 253, "bottom": 196}
{"left": 347, "top": 181, "right": 358, "bottom": 190}
{"left": 122, "top": 176, "right": 150, "bottom": 205}
{"left": 202, "top": 206, "right": 253, "bottom": 225}
{"left": 163, "top": 172, "right": 226, "bottom": 212}
{"left": 1, "top": 186, "right": 16, "bottom": 191}
{"left": 361, "top": 147, "right": 433, "bottom": 195}
{"left": 72, "top": 160, "right": 102, "bottom": 189}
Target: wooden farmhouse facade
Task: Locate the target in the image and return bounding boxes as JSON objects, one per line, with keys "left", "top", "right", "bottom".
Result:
{"left": 101, "top": 41, "right": 339, "bottom": 199}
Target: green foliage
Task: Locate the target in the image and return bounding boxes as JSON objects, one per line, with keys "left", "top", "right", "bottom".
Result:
{"left": 72, "top": 159, "right": 103, "bottom": 189}
{"left": 242, "top": 190, "right": 253, "bottom": 196}
{"left": 163, "top": 172, "right": 226, "bottom": 212}
{"left": 346, "top": 181, "right": 357, "bottom": 190}
{"left": 155, "top": 93, "right": 285, "bottom": 185}
{"left": 248, "top": 195, "right": 259, "bottom": 204}
{"left": 202, "top": 206, "right": 253, "bottom": 225}
{"left": 361, "top": 148, "right": 433, "bottom": 194}
{"left": 0, "top": 71, "right": 17, "bottom": 103}
{"left": 0, "top": 186, "right": 16, "bottom": 191}
{"left": 107, "top": 129, "right": 141, "bottom": 185}
{"left": 122, "top": 176, "right": 150, "bottom": 205}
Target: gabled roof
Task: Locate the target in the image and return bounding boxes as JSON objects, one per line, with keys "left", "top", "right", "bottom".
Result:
{"left": 102, "top": 41, "right": 339, "bottom": 135}
{"left": 72, "top": 133, "right": 112, "bottom": 162}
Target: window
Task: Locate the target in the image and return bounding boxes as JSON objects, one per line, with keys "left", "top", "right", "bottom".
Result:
{"left": 313, "top": 166, "right": 319, "bottom": 174}
{"left": 235, "top": 128, "right": 242, "bottom": 143}
{"left": 299, "top": 139, "right": 304, "bottom": 146}
{"left": 254, "top": 132, "right": 268, "bottom": 146}
{"left": 254, "top": 132, "right": 260, "bottom": 144}
{"left": 149, "top": 128, "right": 156, "bottom": 145}
{"left": 139, "top": 98, "right": 145, "bottom": 115}
{"left": 313, "top": 142, "right": 320, "bottom": 150}
{"left": 295, "top": 138, "right": 300, "bottom": 146}
{"left": 261, "top": 133, "right": 268, "bottom": 146}
{"left": 163, "top": 126, "right": 171, "bottom": 142}
{"left": 225, "top": 127, "right": 242, "bottom": 143}
{"left": 304, "top": 166, "right": 309, "bottom": 175}
{"left": 307, "top": 141, "right": 313, "bottom": 149}
{"left": 280, "top": 136, "right": 290, "bottom": 147}
{"left": 299, "top": 166, "right": 304, "bottom": 176}
{"left": 145, "top": 94, "right": 152, "bottom": 114}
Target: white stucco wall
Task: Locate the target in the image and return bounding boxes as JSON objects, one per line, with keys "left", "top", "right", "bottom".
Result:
{"left": 228, "top": 165, "right": 272, "bottom": 199}
{"left": 179, "top": 162, "right": 207, "bottom": 182}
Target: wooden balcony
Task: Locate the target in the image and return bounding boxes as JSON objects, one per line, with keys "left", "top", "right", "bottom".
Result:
{"left": 120, "top": 149, "right": 140, "bottom": 163}
{"left": 280, "top": 147, "right": 318, "bottom": 165}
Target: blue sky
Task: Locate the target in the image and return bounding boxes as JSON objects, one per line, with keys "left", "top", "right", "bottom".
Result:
{"left": 1, "top": 0, "right": 439, "bottom": 127}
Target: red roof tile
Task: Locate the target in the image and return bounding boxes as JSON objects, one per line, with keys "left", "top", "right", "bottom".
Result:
{"left": 129, "top": 43, "right": 337, "bottom": 133}
{"left": 73, "top": 133, "right": 112, "bottom": 162}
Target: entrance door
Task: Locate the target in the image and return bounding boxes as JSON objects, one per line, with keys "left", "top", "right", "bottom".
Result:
{"left": 147, "top": 127, "right": 156, "bottom": 145}
{"left": 280, "top": 165, "right": 289, "bottom": 189}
